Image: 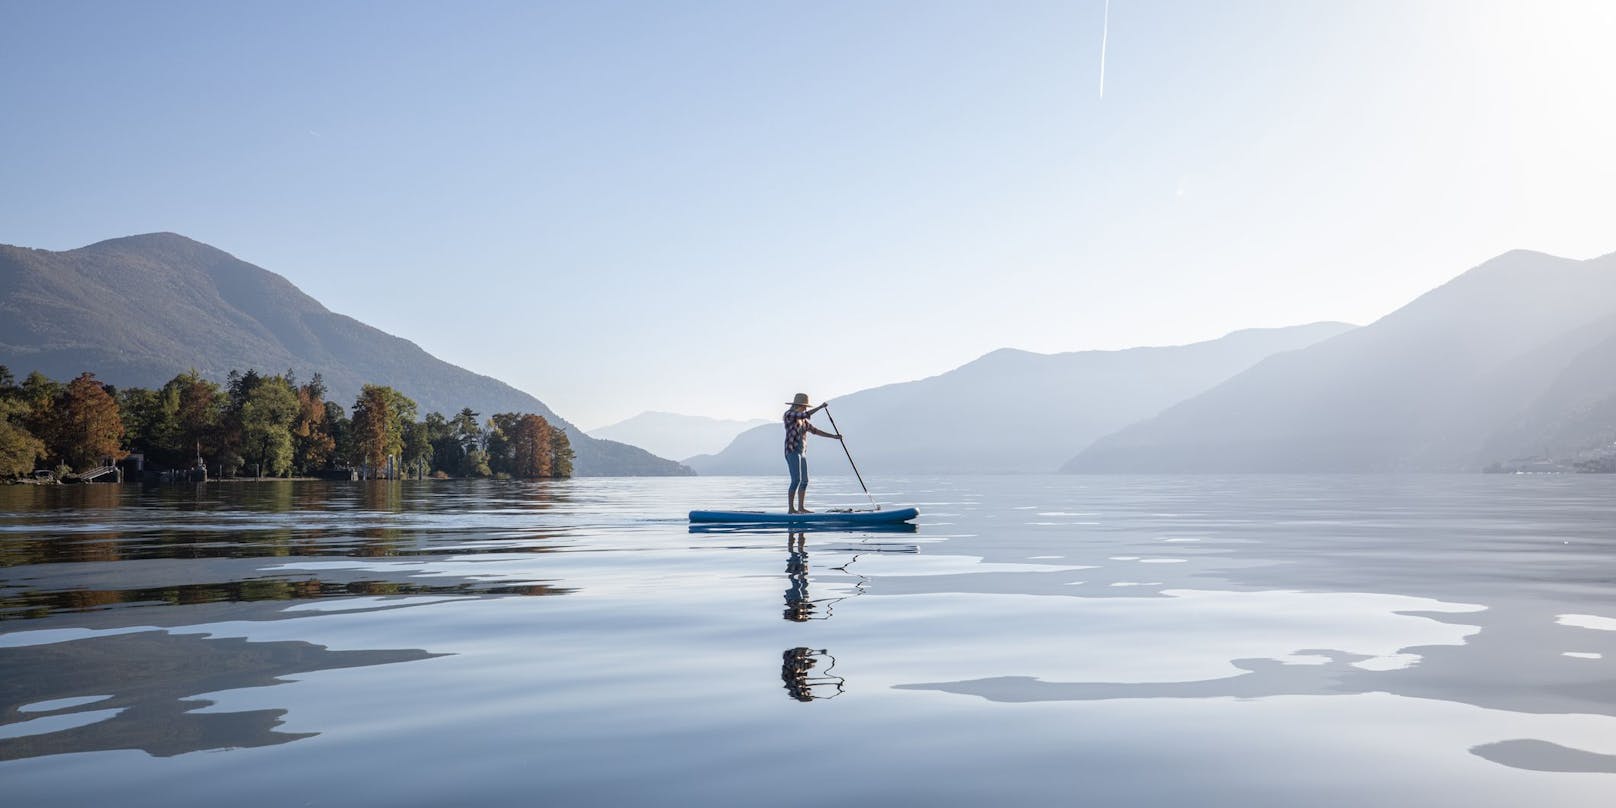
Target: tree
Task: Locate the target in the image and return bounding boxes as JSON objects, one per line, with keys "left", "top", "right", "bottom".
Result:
{"left": 350, "top": 386, "right": 392, "bottom": 476}
{"left": 386, "top": 388, "right": 419, "bottom": 436}
{"left": 451, "top": 408, "right": 483, "bottom": 450}
{"left": 507, "top": 413, "right": 554, "bottom": 478}
{"left": 292, "top": 374, "right": 335, "bottom": 473}
{"left": 0, "top": 384, "right": 45, "bottom": 478}
{"left": 441, "top": 408, "right": 486, "bottom": 477}
{"left": 114, "top": 373, "right": 218, "bottom": 472}
{"left": 402, "top": 413, "right": 443, "bottom": 479}
{"left": 350, "top": 385, "right": 416, "bottom": 478}
{"left": 118, "top": 386, "right": 160, "bottom": 451}
{"left": 485, "top": 413, "right": 517, "bottom": 477}
{"left": 325, "top": 400, "right": 353, "bottom": 470}
{"left": 0, "top": 419, "right": 45, "bottom": 477}
{"left": 464, "top": 446, "right": 493, "bottom": 477}
{"left": 429, "top": 423, "right": 463, "bottom": 477}
{"left": 168, "top": 370, "right": 223, "bottom": 470}
{"left": 54, "top": 372, "right": 126, "bottom": 470}
{"left": 238, "top": 374, "right": 299, "bottom": 477}
{"left": 485, "top": 412, "right": 570, "bottom": 479}
{"left": 20, "top": 371, "right": 64, "bottom": 464}
{"left": 550, "top": 427, "right": 575, "bottom": 478}
{"left": 218, "top": 369, "right": 266, "bottom": 474}
{"left": 226, "top": 369, "right": 262, "bottom": 408}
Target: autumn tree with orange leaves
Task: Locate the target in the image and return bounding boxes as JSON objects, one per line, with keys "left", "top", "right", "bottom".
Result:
{"left": 486, "top": 412, "right": 573, "bottom": 479}
{"left": 350, "top": 384, "right": 416, "bottom": 478}
{"left": 509, "top": 413, "right": 554, "bottom": 479}
{"left": 292, "top": 374, "right": 335, "bottom": 472}
{"left": 54, "top": 373, "right": 127, "bottom": 470}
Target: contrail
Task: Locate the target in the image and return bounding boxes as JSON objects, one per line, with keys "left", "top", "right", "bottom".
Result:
{"left": 1099, "top": 0, "right": 1110, "bottom": 99}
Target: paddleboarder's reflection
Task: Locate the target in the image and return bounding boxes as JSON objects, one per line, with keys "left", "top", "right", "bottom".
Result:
{"left": 782, "top": 532, "right": 885, "bottom": 623}
{"left": 784, "top": 532, "right": 814, "bottom": 622}
{"left": 780, "top": 531, "right": 917, "bottom": 701}
{"left": 781, "top": 647, "right": 844, "bottom": 701}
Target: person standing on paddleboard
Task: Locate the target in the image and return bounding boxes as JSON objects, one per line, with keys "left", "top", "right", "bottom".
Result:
{"left": 783, "top": 393, "right": 840, "bottom": 514}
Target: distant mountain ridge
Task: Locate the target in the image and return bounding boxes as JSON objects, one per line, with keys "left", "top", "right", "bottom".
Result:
{"left": 588, "top": 412, "right": 770, "bottom": 462}
{"left": 1064, "top": 249, "right": 1616, "bottom": 472}
{"left": 0, "top": 232, "right": 691, "bottom": 476}
{"left": 686, "top": 322, "right": 1355, "bottom": 475}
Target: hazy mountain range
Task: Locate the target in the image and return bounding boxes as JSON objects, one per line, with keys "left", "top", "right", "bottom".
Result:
{"left": 1065, "top": 249, "right": 1616, "bottom": 472}
{"left": 0, "top": 233, "right": 691, "bottom": 476}
{"left": 589, "top": 412, "right": 769, "bottom": 462}
{"left": 8, "top": 235, "right": 1610, "bottom": 477}
{"left": 685, "top": 322, "right": 1356, "bottom": 475}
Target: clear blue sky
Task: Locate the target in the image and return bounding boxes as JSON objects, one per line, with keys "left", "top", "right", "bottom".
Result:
{"left": 3, "top": 1, "right": 1613, "bottom": 428}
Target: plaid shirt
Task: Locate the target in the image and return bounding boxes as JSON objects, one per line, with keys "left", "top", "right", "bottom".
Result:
{"left": 783, "top": 408, "right": 816, "bottom": 453}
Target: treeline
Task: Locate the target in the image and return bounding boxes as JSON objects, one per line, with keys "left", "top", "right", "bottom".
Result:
{"left": 0, "top": 366, "right": 573, "bottom": 480}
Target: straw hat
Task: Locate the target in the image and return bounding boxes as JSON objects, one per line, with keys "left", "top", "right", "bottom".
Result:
{"left": 787, "top": 393, "right": 812, "bottom": 407}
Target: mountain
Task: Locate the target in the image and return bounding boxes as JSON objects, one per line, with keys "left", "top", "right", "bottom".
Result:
{"left": 1476, "top": 308, "right": 1616, "bottom": 465}
{"left": 588, "top": 412, "right": 770, "bottom": 462}
{"left": 684, "top": 322, "right": 1355, "bottom": 475}
{"left": 1064, "top": 249, "right": 1616, "bottom": 472}
{"left": 0, "top": 233, "right": 691, "bottom": 476}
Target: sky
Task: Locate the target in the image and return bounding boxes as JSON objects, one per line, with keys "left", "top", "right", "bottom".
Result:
{"left": 2, "top": 1, "right": 1614, "bottom": 429}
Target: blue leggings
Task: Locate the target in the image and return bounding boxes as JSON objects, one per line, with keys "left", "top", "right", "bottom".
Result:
{"left": 785, "top": 451, "right": 808, "bottom": 493}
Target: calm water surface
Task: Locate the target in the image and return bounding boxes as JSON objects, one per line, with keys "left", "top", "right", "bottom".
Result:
{"left": 2, "top": 475, "right": 1615, "bottom": 806}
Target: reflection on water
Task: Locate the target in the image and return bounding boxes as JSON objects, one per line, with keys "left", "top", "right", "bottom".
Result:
{"left": 0, "top": 480, "right": 577, "bottom": 626}
{"left": 783, "top": 542, "right": 815, "bottom": 623}
{"left": 3, "top": 475, "right": 1616, "bottom": 806}
{"left": 776, "top": 530, "right": 914, "bottom": 701}
{"left": 897, "top": 596, "right": 1616, "bottom": 716}
{"left": 781, "top": 647, "right": 844, "bottom": 702}
{"left": 1, "top": 480, "right": 575, "bottom": 767}
{"left": 777, "top": 531, "right": 915, "bottom": 626}
{"left": 4, "top": 576, "right": 569, "bottom": 622}
{"left": 0, "top": 629, "right": 442, "bottom": 761}
{"left": 1471, "top": 739, "right": 1616, "bottom": 774}
{"left": 779, "top": 531, "right": 870, "bottom": 623}
{"left": 776, "top": 530, "right": 885, "bottom": 701}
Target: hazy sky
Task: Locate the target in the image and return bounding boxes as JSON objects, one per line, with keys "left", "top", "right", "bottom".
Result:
{"left": 3, "top": 1, "right": 1613, "bottom": 428}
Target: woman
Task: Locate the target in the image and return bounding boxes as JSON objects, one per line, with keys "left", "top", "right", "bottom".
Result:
{"left": 782, "top": 393, "right": 840, "bottom": 514}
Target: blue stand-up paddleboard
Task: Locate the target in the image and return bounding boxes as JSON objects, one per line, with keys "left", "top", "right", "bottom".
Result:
{"left": 688, "top": 507, "right": 920, "bottom": 526}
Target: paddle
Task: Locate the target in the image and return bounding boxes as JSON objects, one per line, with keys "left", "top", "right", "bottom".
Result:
{"left": 821, "top": 403, "right": 878, "bottom": 510}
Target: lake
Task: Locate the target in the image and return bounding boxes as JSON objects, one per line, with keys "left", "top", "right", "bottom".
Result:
{"left": 3, "top": 474, "right": 1615, "bottom": 806}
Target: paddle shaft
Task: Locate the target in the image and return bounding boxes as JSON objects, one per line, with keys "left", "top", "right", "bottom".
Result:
{"left": 821, "top": 404, "right": 877, "bottom": 509}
